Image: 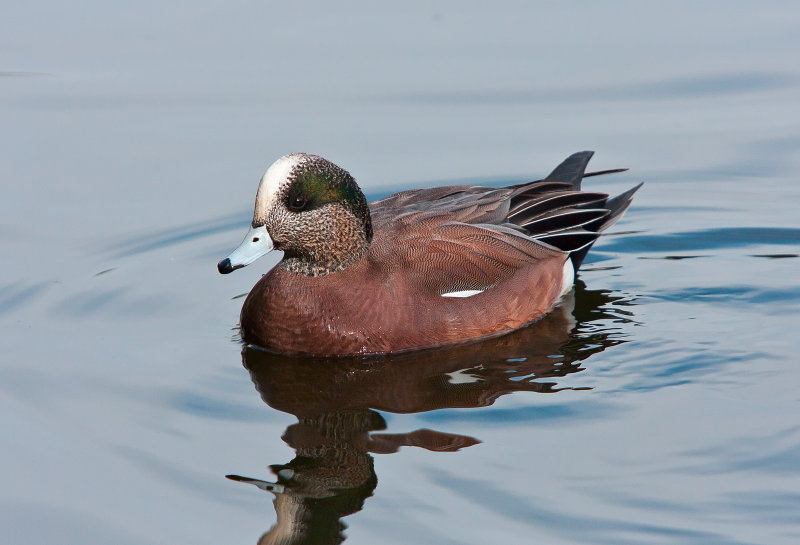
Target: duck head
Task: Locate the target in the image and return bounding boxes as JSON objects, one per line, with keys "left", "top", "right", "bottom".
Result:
{"left": 218, "top": 153, "right": 372, "bottom": 277}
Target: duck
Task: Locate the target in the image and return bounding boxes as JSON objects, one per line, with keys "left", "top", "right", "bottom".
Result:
{"left": 218, "top": 151, "right": 641, "bottom": 356}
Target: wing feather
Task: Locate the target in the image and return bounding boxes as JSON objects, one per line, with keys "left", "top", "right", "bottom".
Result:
{"left": 367, "top": 151, "right": 640, "bottom": 277}
{"left": 372, "top": 217, "right": 564, "bottom": 295}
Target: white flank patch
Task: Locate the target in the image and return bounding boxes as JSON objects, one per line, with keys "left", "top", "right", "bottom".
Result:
{"left": 560, "top": 258, "right": 575, "bottom": 297}
{"left": 441, "top": 289, "right": 485, "bottom": 298}
{"left": 254, "top": 153, "right": 307, "bottom": 219}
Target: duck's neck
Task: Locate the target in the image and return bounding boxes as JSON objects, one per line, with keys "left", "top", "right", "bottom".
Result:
{"left": 279, "top": 235, "right": 370, "bottom": 277}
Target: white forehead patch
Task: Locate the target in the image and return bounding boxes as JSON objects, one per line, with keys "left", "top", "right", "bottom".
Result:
{"left": 253, "top": 153, "right": 309, "bottom": 221}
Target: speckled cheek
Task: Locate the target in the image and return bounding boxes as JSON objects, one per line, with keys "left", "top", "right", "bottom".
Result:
{"left": 264, "top": 207, "right": 291, "bottom": 244}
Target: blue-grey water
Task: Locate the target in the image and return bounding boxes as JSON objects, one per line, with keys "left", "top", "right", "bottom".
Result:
{"left": 3, "top": 2, "right": 800, "bottom": 544}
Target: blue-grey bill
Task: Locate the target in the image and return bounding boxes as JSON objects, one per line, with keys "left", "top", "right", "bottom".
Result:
{"left": 217, "top": 225, "right": 273, "bottom": 274}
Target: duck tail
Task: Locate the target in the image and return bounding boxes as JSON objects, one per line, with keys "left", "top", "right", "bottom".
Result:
{"left": 507, "top": 152, "right": 643, "bottom": 270}
{"left": 542, "top": 150, "right": 595, "bottom": 189}
{"left": 564, "top": 181, "right": 643, "bottom": 269}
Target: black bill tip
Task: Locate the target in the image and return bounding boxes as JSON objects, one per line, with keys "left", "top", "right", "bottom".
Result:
{"left": 217, "top": 258, "right": 240, "bottom": 274}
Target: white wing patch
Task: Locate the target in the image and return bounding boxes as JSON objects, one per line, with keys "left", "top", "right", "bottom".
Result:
{"left": 441, "top": 289, "right": 485, "bottom": 298}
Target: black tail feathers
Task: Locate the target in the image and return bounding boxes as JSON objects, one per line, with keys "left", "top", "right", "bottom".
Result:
{"left": 508, "top": 151, "right": 642, "bottom": 270}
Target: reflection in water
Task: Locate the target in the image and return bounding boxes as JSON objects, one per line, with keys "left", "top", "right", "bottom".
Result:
{"left": 227, "top": 280, "right": 633, "bottom": 544}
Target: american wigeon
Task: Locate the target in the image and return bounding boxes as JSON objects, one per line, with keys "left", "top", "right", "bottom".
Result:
{"left": 218, "top": 151, "right": 641, "bottom": 356}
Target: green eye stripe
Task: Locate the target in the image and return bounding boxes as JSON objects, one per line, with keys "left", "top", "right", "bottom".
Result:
{"left": 287, "top": 172, "right": 360, "bottom": 210}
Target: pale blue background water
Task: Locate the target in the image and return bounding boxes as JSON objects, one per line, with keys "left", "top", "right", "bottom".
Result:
{"left": 2, "top": 2, "right": 800, "bottom": 544}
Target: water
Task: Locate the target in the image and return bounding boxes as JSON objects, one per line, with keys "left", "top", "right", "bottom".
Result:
{"left": 3, "top": 2, "right": 800, "bottom": 544}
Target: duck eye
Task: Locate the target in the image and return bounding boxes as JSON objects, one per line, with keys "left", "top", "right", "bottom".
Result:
{"left": 289, "top": 195, "right": 307, "bottom": 211}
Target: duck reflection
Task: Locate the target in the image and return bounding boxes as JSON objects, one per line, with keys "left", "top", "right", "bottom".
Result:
{"left": 227, "top": 280, "right": 632, "bottom": 544}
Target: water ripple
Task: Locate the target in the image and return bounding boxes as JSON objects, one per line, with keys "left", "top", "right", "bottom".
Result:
{"left": 600, "top": 227, "right": 800, "bottom": 253}
{"left": 0, "top": 282, "right": 50, "bottom": 315}
{"left": 105, "top": 212, "right": 248, "bottom": 258}
{"left": 678, "top": 426, "right": 800, "bottom": 476}
{"left": 428, "top": 468, "right": 753, "bottom": 545}
{"left": 419, "top": 400, "right": 621, "bottom": 425}
{"left": 607, "top": 344, "right": 770, "bottom": 394}
{"left": 166, "top": 391, "right": 264, "bottom": 422}
{"left": 648, "top": 285, "right": 800, "bottom": 306}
